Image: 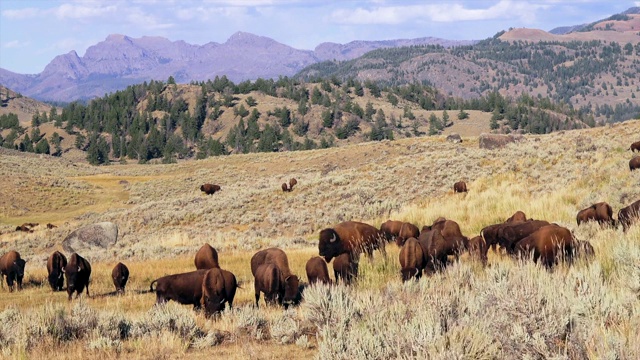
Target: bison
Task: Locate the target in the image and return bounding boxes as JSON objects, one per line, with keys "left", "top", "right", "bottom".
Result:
{"left": 496, "top": 220, "right": 551, "bottom": 254}
{"left": 332, "top": 252, "right": 359, "bottom": 285}
{"left": 0, "top": 250, "right": 26, "bottom": 292}
{"left": 64, "top": 253, "right": 92, "bottom": 300}
{"left": 396, "top": 223, "right": 420, "bottom": 247}
{"left": 250, "top": 248, "right": 300, "bottom": 308}
{"left": 453, "top": 181, "right": 468, "bottom": 193}
{"left": 630, "top": 141, "right": 640, "bottom": 152}
{"left": 200, "top": 183, "right": 221, "bottom": 195}
{"left": 466, "top": 235, "right": 488, "bottom": 265}
{"left": 289, "top": 178, "right": 298, "bottom": 190}
{"left": 15, "top": 225, "right": 33, "bottom": 233}
{"left": 630, "top": 157, "right": 640, "bottom": 171}
{"left": 506, "top": 211, "right": 528, "bottom": 223}
{"left": 150, "top": 269, "right": 208, "bottom": 308}
{"left": 319, "top": 221, "right": 385, "bottom": 262}
{"left": 514, "top": 224, "right": 576, "bottom": 268}
{"left": 201, "top": 268, "right": 238, "bottom": 317}
{"left": 194, "top": 243, "right": 220, "bottom": 270}
{"left": 305, "top": 256, "right": 332, "bottom": 285}
{"left": 47, "top": 251, "right": 67, "bottom": 291}
{"left": 380, "top": 220, "right": 404, "bottom": 242}
{"left": 618, "top": 199, "right": 640, "bottom": 232}
{"left": 576, "top": 202, "right": 615, "bottom": 227}
{"left": 418, "top": 229, "right": 466, "bottom": 274}
{"left": 46, "top": 223, "right": 58, "bottom": 229}
{"left": 281, "top": 182, "right": 290, "bottom": 192}
{"left": 112, "top": 262, "right": 129, "bottom": 294}
{"left": 399, "top": 237, "right": 425, "bottom": 281}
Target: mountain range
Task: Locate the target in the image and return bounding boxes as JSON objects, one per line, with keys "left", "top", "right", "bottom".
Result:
{"left": 0, "top": 33, "right": 474, "bottom": 102}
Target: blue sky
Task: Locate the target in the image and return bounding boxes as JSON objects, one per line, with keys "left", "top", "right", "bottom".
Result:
{"left": 1, "top": 0, "right": 638, "bottom": 74}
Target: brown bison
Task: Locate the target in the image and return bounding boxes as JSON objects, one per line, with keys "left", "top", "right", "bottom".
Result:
{"left": 289, "top": 178, "right": 298, "bottom": 190}
{"left": 332, "top": 252, "right": 359, "bottom": 285}
{"left": 112, "top": 262, "right": 129, "bottom": 294}
{"left": 253, "top": 263, "right": 284, "bottom": 307}
{"left": 15, "top": 225, "right": 33, "bottom": 233}
{"left": 630, "top": 141, "right": 640, "bottom": 152}
{"left": 200, "top": 183, "right": 221, "bottom": 195}
{"left": 399, "top": 237, "right": 425, "bottom": 281}
{"left": 305, "top": 256, "right": 332, "bottom": 285}
{"left": 64, "top": 253, "right": 92, "bottom": 300}
{"left": 514, "top": 224, "right": 576, "bottom": 268}
{"left": 0, "top": 250, "right": 26, "bottom": 292}
{"left": 319, "top": 221, "right": 385, "bottom": 262}
{"left": 396, "top": 222, "right": 420, "bottom": 247}
{"left": 201, "top": 268, "right": 238, "bottom": 317}
{"left": 281, "top": 182, "right": 290, "bottom": 192}
{"left": 576, "top": 202, "right": 615, "bottom": 227}
{"left": 250, "top": 248, "right": 300, "bottom": 308}
{"left": 618, "top": 199, "right": 640, "bottom": 232}
{"left": 150, "top": 269, "right": 208, "bottom": 308}
{"left": 380, "top": 220, "right": 403, "bottom": 242}
{"left": 46, "top": 223, "right": 58, "bottom": 229}
{"left": 453, "top": 181, "right": 468, "bottom": 193}
{"left": 630, "top": 157, "right": 640, "bottom": 171}
{"left": 506, "top": 211, "right": 528, "bottom": 223}
{"left": 418, "top": 229, "right": 466, "bottom": 273}
{"left": 466, "top": 235, "right": 488, "bottom": 265}
{"left": 496, "top": 220, "right": 551, "bottom": 254}
{"left": 47, "top": 251, "right": 67, "bottom": 291}
{"left": 194, "top": 243, "right": 220, "bottom": 270}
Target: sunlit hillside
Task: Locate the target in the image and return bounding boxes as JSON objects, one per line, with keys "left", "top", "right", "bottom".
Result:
{"left": 0, "top": 120, "right": 639, "bottom": 359}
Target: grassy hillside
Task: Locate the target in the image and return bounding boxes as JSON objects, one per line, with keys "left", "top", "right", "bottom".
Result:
{"left": 0, "top": 120, "right": 639, "bottom": 358}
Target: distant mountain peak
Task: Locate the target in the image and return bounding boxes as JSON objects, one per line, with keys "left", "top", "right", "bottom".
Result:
{"left": 106, "top": 34, "right": 129, "bottom": 42}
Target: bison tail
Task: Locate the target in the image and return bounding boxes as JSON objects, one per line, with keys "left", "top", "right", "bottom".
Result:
{"left": 149, "top": 279, "right": 158, "bottom": 292}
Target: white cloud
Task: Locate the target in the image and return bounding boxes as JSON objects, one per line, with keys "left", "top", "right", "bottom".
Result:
{"left": 1, "top": 7, "right": 43, "bottom": 19}
{"left": 3, "top": 40, "right": 29, "bottom": 48}
{"left": 53, "top": 3, "right": 117, "bottom": 19}
{"left": 330, "top": 0, "right": 549, "bottom": 25}
{"left": 125, "top": 7, "right": 174, "bottom": 30}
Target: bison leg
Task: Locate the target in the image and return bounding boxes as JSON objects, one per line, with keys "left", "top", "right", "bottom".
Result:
{"left": 85, "top": 283, "right": 90, "bottom": 298}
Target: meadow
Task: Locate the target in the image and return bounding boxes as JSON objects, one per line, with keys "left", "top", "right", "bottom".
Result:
{"left": 0, "top": 120, "right": 639, "bottom": 359}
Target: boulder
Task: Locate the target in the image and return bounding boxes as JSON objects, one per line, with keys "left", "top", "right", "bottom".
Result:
{"left": 479, "top": 133, "right": 524, "bottom": 150}
{"left": 446, "top": 133, "right": 462, "bottom": 143}
{"left": 63, "top": 222, "right": 118, "bottom": 253}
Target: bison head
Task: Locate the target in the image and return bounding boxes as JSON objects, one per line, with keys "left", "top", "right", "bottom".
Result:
{"left": 282, "top": 275, "right": 300, "bottom": 309}
{"left": 202, "top": 292, "right": 227, "bottom": 317}
{"left": 400, "top": 268, "right": 418, "bottom": 282}
{"left": 318, "top": 228, "right": 344, "bottom": 263}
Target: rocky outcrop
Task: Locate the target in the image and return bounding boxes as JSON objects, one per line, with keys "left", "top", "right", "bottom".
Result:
{"left": 62, "top": 222, "right": 118, "bottom": 253}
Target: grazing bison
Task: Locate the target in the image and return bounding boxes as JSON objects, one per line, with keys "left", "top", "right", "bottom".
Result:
{"left": 514, "top": 224, "right": 576, "bottom": 268}
{"left": 496, "top": 220, "right": 551, "bottom": 254}
{"left": 506, "top": 211, "right": 527, "bottom": 223}
{"left": 399, "top": 237, "right": 425, "bottom": 281}
{"left": 253, "top": 263, "right": 284, "bottom": 307}
{"left": 332, "top": 252, "right": 359, "bottom": 285}
{"left": 618, "top": 199, "right": 640, "bottom": 232}
{"left": 396, "top": 222, "right": 420, "bottom": 247}
{"left": 281, "top": 183, "right": 290, "bottom": 192}
{"left": 319, "top": 221, "right": 385, "bottom": 262}
{"left": 15, "top": 225, "right": 33, "bottom": 233}
{"left": 453, "top": 181, "right": 468, "bottom": 193}
{"left": 194, "top": 243, "right": 220, "bottom": 270}
{"left": 150, "top": 269, "right": 208, "bottom": 308}
{"left": 418, "top": 229, "right": 466, "bottom": 273}
{"left": 577, "top": 202, "right": 615, "bottom": 227}
{"left": 630, "top": 141, "right": 640, "bottom": 152}
{"left": 305, "top": 256, "right": 331, "bottom": 285}
{"left": 47, "top": 251, "right": 67, "bottom": 291}
{"left": 0, "top": 251, "right": 26, "bottom": 292}
{"left": 467, "top": 236, "right": 488, "bottom": 265}
{"left": 289, "top": 178, "right": 298, "bottom": 190}
{"left": 630, "top": 157, "right": 640, "bottom": 171}
{"left": 380, "top": 220, "right": 404, "bottom": 242}
{"left": 46, "top": 223, "right": 58, "bottom": 229}
{"left": 250, "top": 248, "right": 300, "bottom": 308}
{"left": 64, "top": 253, "right": 92, "bottom": 300}
{"left": 200, "top": 183, "right": 221, "bottom": 195}
{"left": 201, "top": 268, "right": 238, "bottom": 317}
{"left": 112, "top": 262, "right": 130, "bottom": 294}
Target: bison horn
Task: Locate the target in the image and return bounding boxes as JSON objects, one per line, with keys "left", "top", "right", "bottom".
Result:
{"left": 219, "top": 299, "right": 226, "bottom": 305}
{"left": 77, "top": 266, "right": 81, "bottom": 272}
{"left": 330, "top": 233, "right": 337, "bottom": 243}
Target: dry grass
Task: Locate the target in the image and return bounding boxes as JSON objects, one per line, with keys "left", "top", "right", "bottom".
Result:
{"left": 0, "top": 120, "right": 639, "bottom": 358}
